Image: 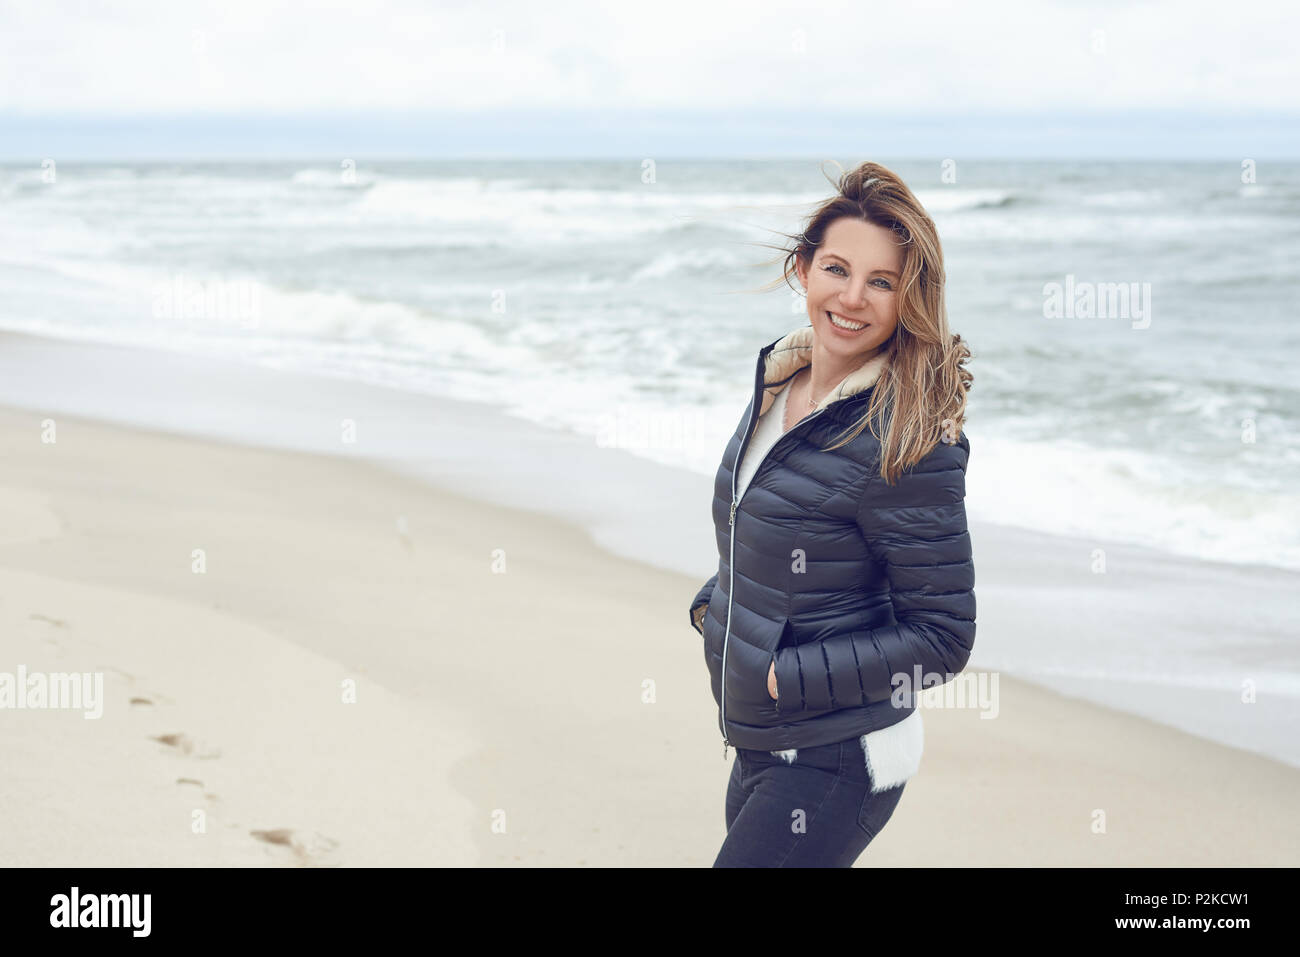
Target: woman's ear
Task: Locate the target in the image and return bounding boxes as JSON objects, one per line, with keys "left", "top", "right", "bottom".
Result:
{"left": 794, "top": 254, "right": 808, "bottom": 290}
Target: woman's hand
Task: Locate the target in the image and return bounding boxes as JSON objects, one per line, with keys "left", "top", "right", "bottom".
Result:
{"left": 768, "top": 659, "right": 778, "bottom": 700}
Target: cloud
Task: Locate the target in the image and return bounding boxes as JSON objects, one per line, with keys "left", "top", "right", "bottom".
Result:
{"left": 0, "top": 0, "right": 1295, "bottom": 115}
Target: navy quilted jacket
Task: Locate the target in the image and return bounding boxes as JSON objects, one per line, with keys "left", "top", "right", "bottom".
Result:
{"left": 689, "top": 324, "right": 976, "bottom": 753}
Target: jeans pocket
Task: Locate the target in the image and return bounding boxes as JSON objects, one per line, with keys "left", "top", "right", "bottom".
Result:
{"left": 856, "top": 780, "right": 905, "bottom": 840}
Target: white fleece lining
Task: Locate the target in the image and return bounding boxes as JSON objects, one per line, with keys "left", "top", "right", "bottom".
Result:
{"left": 766, "top": 710, "right": 923, "bottom": 793}
{"left": 861, "top": 709, "right": 924, "bottom": 792}
{"left": 757, "top": 324, "right": 890, "bottom": 418}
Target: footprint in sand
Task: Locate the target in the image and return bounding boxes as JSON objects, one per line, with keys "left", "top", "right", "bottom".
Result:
{"left": 150, "top": 732, "right": 222, "bottom": 760}
{"left": 129, "top": 688, "right": 174, "bottom": 706}
{"left": 151, "top": 732, "right": 194, "bottom": 754}
{"left": 173, "top": 779, "right": 221, "bottom": 806}
{"left": 250, "top": 828, "right": 340, "bottom": 866}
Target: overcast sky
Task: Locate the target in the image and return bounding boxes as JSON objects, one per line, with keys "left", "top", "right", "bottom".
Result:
{"left": 1, "top": 0, "right": 1296, "bottom": 158}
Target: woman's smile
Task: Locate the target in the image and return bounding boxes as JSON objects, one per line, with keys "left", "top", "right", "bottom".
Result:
{"left": 826, "top": 311, "right": 869, "bottom": 333}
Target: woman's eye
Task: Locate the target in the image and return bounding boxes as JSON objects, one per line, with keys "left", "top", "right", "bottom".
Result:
{"left": 821, "top": 264, "right": 891, "bottom": 290}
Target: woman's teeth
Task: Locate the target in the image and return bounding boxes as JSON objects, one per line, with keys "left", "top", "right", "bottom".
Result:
{"left": 827, "top": 312, "right": 866, "bottom": 331}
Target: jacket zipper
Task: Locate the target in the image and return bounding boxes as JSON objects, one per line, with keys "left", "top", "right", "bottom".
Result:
{"left": 720, "top": 360, "right": 830, "bottom": 759}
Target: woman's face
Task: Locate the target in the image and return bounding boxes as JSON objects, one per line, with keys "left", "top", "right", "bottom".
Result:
{"left": 795, "top": 216, "right": 903, "bottom": 361}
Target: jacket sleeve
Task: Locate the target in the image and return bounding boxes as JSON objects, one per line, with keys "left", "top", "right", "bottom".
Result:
{"left": 688, "top": 573, "right": 718, "bottom": 635}
{"left": 773, "top": 433, "right": 975, "bottom": 714}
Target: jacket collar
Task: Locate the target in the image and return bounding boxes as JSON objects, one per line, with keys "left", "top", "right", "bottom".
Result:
{"left": 756, "top": 324, "right": 890, "bottom": 417}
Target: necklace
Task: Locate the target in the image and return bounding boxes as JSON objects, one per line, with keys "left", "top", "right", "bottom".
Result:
{"left": 782, "top": 367, "right": 823, "bottom": 433}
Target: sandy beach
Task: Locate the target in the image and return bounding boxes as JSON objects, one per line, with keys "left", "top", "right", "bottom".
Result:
{"left": 2, "top": 2, "right": 1299, "bottom": 879}
{"left": 3, "top": 369, "right": 1298, "bottom": 866}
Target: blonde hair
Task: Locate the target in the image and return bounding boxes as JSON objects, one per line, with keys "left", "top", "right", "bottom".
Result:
{"left": 758, "top": 160, "right": 973, "bottom": 485}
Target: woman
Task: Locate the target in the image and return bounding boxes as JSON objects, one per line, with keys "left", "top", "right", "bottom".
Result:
{"left": 688, "top": 161, "right": 975, "bottom": 867}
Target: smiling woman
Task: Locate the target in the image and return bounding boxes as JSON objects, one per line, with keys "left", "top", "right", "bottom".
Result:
{"left": 777, "top": 162, "right": 973, "bottom": 481}
{"left": 779, "top": 217, "right": 905, "bottom": 435}
{"left": 691, "top": 160, "right": 976, "bottom": 868}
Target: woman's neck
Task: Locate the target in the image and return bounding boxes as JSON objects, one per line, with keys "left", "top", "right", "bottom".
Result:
{"left": 806, "top": 341, "right": 885, "bottom": 405}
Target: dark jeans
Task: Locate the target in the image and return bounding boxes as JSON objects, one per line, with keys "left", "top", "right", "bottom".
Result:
{"left": 713, "top": 736, "right": 905, "bottom": 867}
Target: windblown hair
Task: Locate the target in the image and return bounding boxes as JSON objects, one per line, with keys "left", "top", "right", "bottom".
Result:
{"left": 759, "top": 161, "right": 973, "bottom": 485}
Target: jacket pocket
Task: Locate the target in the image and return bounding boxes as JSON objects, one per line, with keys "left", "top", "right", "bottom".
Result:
{"left": 689, "top": 601, "right": 707, "bottom": 636}
{"left": 688, "top": 574, "right": 718, "bottom": 635}
{"left": 771, "top": 618, "right": 794, "bottom": 710}
{"left": 723, "top": 635, "right": 772, "bottom": 708}
{"left": 724, "top": 620, "right": 788, "bottom": 717}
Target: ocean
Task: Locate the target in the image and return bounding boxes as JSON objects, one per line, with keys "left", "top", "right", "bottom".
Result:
{"left": 2, "top": 157, "right": 1297, "bottom": 570}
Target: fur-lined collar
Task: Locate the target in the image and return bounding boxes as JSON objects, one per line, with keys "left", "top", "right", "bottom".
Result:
{"left": 757, "top": 324, "right": 890, "bottom": 417}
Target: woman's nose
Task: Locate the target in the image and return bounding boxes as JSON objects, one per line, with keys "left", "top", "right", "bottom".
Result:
{"left": 840, "top": 286, "right": 869, "bottom": 309}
